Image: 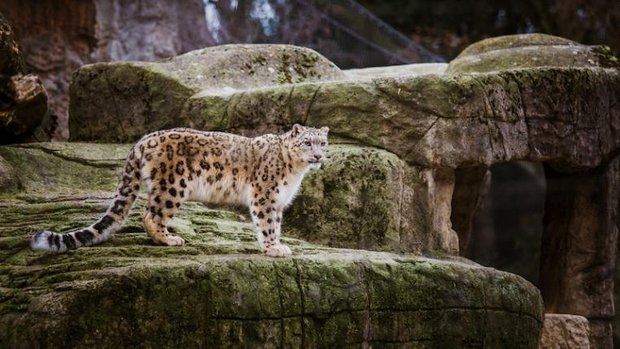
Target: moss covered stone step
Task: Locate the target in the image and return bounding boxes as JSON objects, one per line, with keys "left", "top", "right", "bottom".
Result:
{"left": 0, "top": 202, "right": 543, "bottom": 348}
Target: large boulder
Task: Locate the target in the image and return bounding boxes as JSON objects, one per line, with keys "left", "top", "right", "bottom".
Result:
{"left": 69, "top": 44, "right": 344, "bottom": 142}
{"left": 0, "top": 142, "right": 543, "bottom": 348}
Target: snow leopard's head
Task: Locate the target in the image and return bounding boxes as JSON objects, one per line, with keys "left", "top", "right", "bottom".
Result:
{"left": 287, "top": 124, "right": 329, "bottom": 169}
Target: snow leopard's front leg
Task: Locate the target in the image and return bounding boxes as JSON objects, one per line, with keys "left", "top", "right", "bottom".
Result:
{"left": 250, "top": 201, "right": 290, "bottom": 257}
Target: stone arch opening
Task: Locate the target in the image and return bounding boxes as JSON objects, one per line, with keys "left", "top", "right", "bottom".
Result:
{"left": 453, "top": 161, "right": 546, "bottom": 284}
{"left": 451, "top": 158, "right": 620, "bottom": 348}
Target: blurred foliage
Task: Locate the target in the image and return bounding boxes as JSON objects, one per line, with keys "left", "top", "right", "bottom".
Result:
{"left": 360, "top": 0, "right": 620, "bottom": 59}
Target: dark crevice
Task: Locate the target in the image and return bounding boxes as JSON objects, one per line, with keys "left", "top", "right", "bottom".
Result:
{"left": 285, "top": 84, "right": 295, "bottom": 124}
{"left": 273, "top": 263, "right": 286, "bottom": 349}
{"left": 292, "top": 259, "right": 306, "bottom": 348}
{"left": 303, "top": 84, "right": 322, "bottom": 125}
{"left": 12, "top": 144, "right": 121, "bottom": 169}
{"left": 207, "top": 306, "right": 542, "bottom": 324}
{"left": 358, "top": 260, "right": 373, "bottom": 348}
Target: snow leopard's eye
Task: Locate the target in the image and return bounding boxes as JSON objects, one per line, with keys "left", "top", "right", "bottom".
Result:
{"left": 320, "top": 141, "right": 326, "bottom": 147}
{"left": 303, "top": 141, "right": 312, "bottom": 147}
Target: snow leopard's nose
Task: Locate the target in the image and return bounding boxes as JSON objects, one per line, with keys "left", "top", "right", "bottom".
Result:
{"left": 314, "top": 154, "right": 323, "bottom": 161}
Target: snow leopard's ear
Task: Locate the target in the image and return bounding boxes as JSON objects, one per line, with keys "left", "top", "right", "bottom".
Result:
{"left": 291, "top": 123, "right": 304, "bottom": 137}
{"left": 320, "top": 126, "right": 329, "bottom": 135}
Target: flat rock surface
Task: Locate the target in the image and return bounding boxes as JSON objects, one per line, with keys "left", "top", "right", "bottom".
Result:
{"left": 0, "top": 142, "right": 543, "bottom": 348}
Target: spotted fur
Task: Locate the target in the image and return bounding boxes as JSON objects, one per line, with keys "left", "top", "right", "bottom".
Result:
{"left": 31, "top": 124, "right": 329, "bottom": 257}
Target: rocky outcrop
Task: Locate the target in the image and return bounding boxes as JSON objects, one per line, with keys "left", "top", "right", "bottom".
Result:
{"left": 0, "top": 142, "right": 543, "bottom": 348}
{"left": 69, "top": 37, "right": 619, "bottom": 172}
{"left": 67, "top": 33, "right": 620, "bottom": 348}
{"left": 0, "top": 14, "right": 48, "bottom": 143}
{"left": 69, "top": 44, "right": 344, "bottom": 142}
{"left": 286, "top": 145, "right": 457, "bottom": 254}
{"left": 0, "top": 33, "right": 615, "bottom": 347}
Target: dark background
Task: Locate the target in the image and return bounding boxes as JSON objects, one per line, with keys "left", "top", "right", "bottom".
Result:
{"left": 360, "top": 0, "right": 620, "bottom": 59}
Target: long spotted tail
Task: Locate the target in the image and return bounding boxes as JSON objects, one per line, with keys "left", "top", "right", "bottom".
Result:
{"left": 31, "top": 146, "right": 142, "bottom": 253}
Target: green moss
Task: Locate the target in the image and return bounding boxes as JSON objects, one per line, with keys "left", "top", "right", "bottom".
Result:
{"left": 274, "top": 50, "right": 322, "bottom": 84}
{"left": 593, "top": 45, "right": 620, "bottom": 68}
{"left": 275, "top": 52, "right": 293, "bottom": 84}
{"left": 284, "top": 145, "right": 403, "bottom": 252}
{"left": 69, "top": 63, "right": 196, "bottom": 142}
{"left": 0, "top": 143, "right": 128, "bottom": 198}
{"left": 0, "top": 219, "right": 544, "bottom": 348}
{"left": 254, "top": 55, "right": 267, "bottom": 65}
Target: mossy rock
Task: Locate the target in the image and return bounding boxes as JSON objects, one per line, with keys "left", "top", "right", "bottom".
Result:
{"left": 286, "top": 145, "right": 408, "bottom": 252}
{"left": 286, "top": 144, "right": 457, "bottom": 254}
{"left": 447, "top": 33, "right": 619, "bottom": 73}
{"left": 165, "top": 44, "right": 344, "bottom": 89}
{"left": 69, "top": 44, "right": 343, "bottom": 143}
{"left": 0, "top": 142, "right": 543, "bottom": 348}
{"left": 0, "top": 142, "right": 447, "bottom": 254}
{"left": 70, "top": 42, "right": 620, "bottom": 171}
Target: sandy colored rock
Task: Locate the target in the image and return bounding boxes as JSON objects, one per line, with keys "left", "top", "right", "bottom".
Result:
{"left": 540, "top": 313, "right": 590, "bottom": 349}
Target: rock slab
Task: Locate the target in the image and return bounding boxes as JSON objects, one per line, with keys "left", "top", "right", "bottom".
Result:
{"left": 0, "top": 142, "right": 544, "bottom": 348}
